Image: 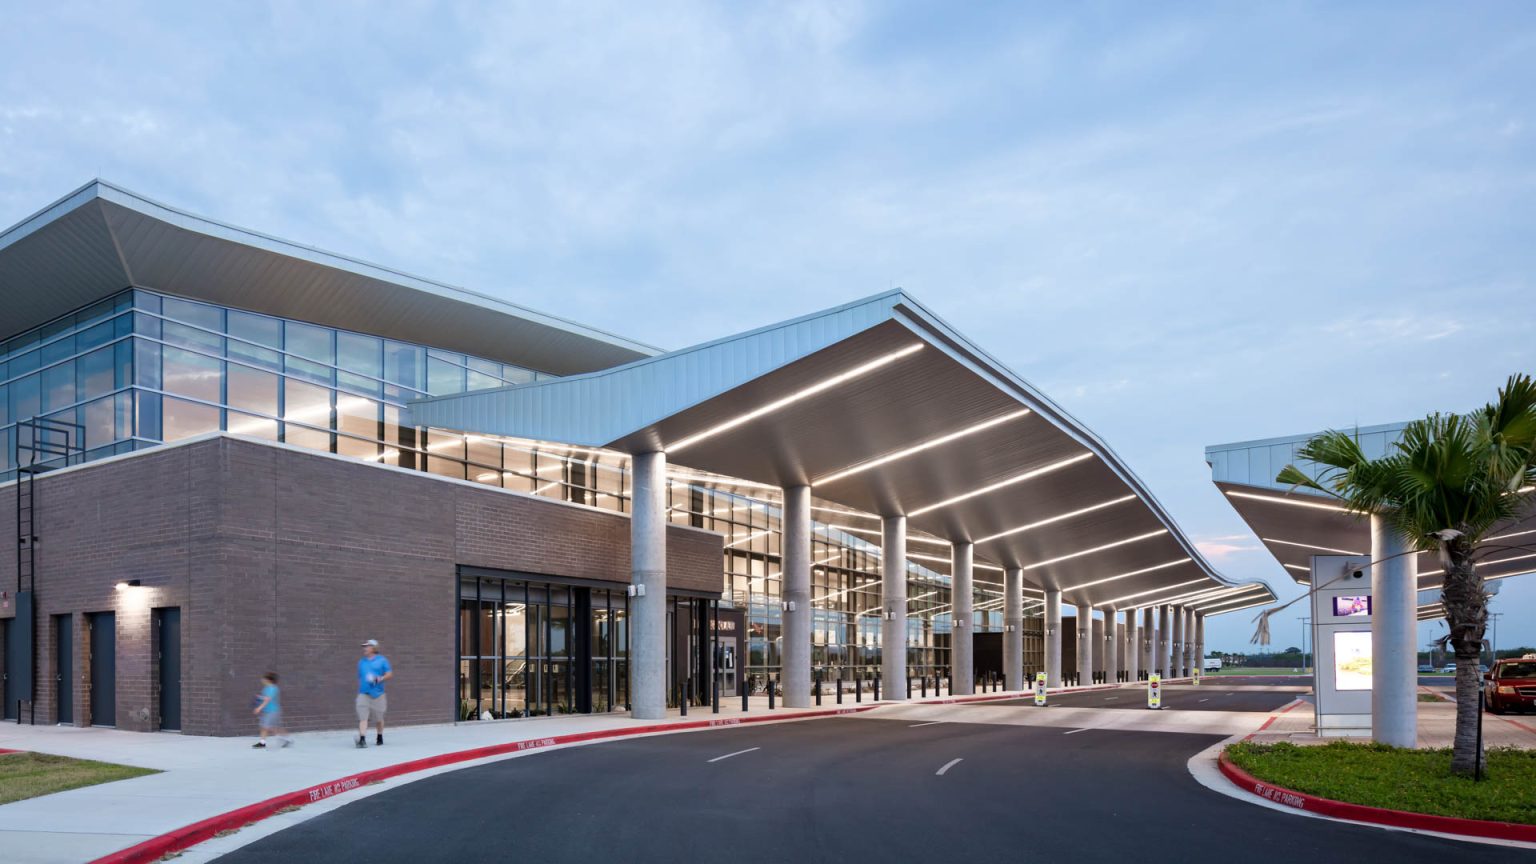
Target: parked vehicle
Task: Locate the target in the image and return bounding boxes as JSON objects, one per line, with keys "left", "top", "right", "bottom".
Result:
{"left": 1203, "top": 658, "right": 1222, "bottom": 672}
{"left": 1418, "top": 664, "right": 1434, "bottom": 673}
{"left": 1484, "top": 655, "right": 1536, "bottom": 715}
{"left": 1440, "top": 664, "right": 1456, "bottom": 674}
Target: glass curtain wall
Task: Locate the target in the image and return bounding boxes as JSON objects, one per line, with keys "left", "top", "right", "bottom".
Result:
{"left": 458, "top": 576, "right": 628, "bottom": 719}
{"left": 3, "top": 289, "right": 1009, "bottom": 692}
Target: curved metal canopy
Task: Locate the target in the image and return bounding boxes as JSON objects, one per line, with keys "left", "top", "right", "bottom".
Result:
{"left": 0, "top": 180, "right": 657, "bottom": 375}
{"left": 1208, "top": 428, "right": 1536, "bottom": 592}
{"left": 413, "top": 291, "right": 1275, "bottom": 615}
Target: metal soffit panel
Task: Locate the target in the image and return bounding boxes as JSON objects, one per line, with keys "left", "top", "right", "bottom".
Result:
{"left": 412, "top": 291, "right": 1276, "bottom": 614}
{"left": 0, "top": 181, "right": 658, "bottom": 374}
{"left": 1216, "top": 481, "right": 1536, "bottom": 590}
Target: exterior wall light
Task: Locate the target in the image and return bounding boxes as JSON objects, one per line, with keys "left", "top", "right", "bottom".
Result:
{"left": 627, "top": 584, "right": 646, "bottom": 597}
{"left": 114, "top": 579, "right": 142, "bottom": 590}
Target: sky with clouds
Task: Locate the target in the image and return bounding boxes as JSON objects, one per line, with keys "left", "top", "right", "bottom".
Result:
{"left": 3, "top": 2, "right": 1534, "bottom": 653}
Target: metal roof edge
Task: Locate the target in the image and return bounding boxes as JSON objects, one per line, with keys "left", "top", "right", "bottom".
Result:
{"left": 1205, "top": 420, "right": 1411, "bottom": 455}
{"left": 0, "top": 178, "right": 109, "bottom": 253}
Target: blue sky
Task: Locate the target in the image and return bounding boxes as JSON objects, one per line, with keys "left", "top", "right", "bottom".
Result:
{"left": 3, "top": 2, "right": 1533, "bottom": 653}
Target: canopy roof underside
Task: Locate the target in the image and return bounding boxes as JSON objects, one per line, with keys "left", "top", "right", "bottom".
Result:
{"left": 412, "top": 291, "right": 1275, "bottom": 616}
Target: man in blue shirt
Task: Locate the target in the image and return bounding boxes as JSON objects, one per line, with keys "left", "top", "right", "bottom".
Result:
{"left": 356, "top": 639, "right": 393, "bottom": 748}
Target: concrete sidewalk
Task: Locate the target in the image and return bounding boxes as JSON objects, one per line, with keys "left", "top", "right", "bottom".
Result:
{"left": 1243, "top": 694, "right": 1536, "bottom": 749}
{"left": 0, "top": 689, "right": 1022, "bottom": 864}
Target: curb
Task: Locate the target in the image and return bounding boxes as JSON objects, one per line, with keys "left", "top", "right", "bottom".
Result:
{"left": 87, "top": 681, "right": 1151, "bottom": 863}
{"left": 1216, "top": 750, "right": 1536, "bottom": 843}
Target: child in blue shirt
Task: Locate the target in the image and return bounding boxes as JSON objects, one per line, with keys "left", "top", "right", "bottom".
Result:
{"left": 252, "top": 672, "right": 291, "bottom": 749}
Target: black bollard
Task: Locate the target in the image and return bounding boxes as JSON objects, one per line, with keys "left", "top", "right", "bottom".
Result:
{"left": 857, "top": 674, "right": 863, "bottom": 703}
{"left": 713, "top": 676, "right": 720, "bottom": 714}
{"left": 680, "top": 681, "right": 688, "bottom": 717}
{"left": 874, "top": 674, "right": 881, "bottom": 701}
{"left": 907, "top": 676, "right": 913, "bottom": 699}
{"left": 837, "top": 674, "right": 844, "bottom": 705}
{"left": 741, "top": 679, "right": 749, "bottom": 713}
{"left": 768, "top": 677, "right": 776, "bottom": 711}
{"left": 921, "top": 676, "right": 928, "bottom": 698}
{"left": 815, "top": 674, "right": 822, "bottom": 706}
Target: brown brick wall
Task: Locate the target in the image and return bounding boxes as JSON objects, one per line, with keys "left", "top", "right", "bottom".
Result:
{"left": 0, "top": 435, "right": 723, "bottom": 735}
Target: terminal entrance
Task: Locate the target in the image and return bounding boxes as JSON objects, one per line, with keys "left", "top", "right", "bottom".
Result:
{"left": 456, "top": 567, "right": 723, "bottom": 720}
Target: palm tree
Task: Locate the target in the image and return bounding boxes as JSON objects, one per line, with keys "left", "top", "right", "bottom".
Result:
{"left": 1275, "top": 374, "right": 1536, "bottom": 776}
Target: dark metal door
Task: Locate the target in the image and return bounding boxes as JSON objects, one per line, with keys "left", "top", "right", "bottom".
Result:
{"left": 54, "top": 615, "right": 72, "bottom": 724}
{"left": 155, "top": 608, "right": 181, "bottom": 730}
{"left": 2, "top": 619, "right": 16, "bottom": 720}
{"left": 88, "top": 612, "right": 115, "bottom": 727}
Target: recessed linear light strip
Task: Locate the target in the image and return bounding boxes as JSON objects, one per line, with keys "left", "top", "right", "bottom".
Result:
{"left": 1262, "top": 537, "right": 1365, "bottom": 556}
{"left": 1058, "top": 558, "right": 1191, "bottom": 592}
{"left": 1202, "top": 599, "right": 1271, "bottom": 616}
{"left": 1023, "top": 528, "right": 1167, "bottom": 570}
{"left": 1193, "top": 585, "right": 1275, "bottom": 607}
{"left": 1106, "top": 578, "right": 1209, "bottom": 607}
{"left": 1283, "top": 563, "right": 1311, "bottom": 573}
{"left": 1149, "top": 584, "right": 1260, "bottom": 609}
{"left": 1489, "top": 527, "right": 1536, "bottom": 542}
{"left": 910, "top": 453, "right": 1095, "bottom": 517}
{"left": 1199, "top": 593, "right": 1274, "bottom": 614}
{"left": 976, "top": 496, "right": 1137, "bottom": 545}
{"left": 669, "top": 343, "right": 925, "bottom": 452}
{"left": 1189, "top": 586, "right": 1272, "bottom": 610}
{"left": 1225, "top": 490, "right": 1350, "bottom": 513}
{"left": 816, "top": 409, "right": 1032, "bottom": 485}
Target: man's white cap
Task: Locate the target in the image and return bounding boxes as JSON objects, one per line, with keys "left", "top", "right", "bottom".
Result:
{"left": 361, "top": 639, "right": 379, "bottom": 647}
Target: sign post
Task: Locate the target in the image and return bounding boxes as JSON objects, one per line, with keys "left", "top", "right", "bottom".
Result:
{"left": 1033, "top": 671, "right": 1047, "bottom": 706}
{"left": 1147, "top": 673, "right": 1162, "bottom": 710}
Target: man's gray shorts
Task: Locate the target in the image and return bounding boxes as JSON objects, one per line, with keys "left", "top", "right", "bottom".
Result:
{"left": 356, "top": 693, "right": 387, "bottom": 724}
{"left": 259, "top": 711, "right": 283, "bottom": 730}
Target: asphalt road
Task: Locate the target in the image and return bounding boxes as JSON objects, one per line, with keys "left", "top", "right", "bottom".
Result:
{"left": 985, "top": 686, "right": 1301, "bottom": 712}
{"left": 215, "top": 716, "right": 1531, "bottom": 864}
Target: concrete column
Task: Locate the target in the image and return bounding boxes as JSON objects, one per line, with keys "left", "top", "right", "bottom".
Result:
{"left": 1372, "top": 513, "right": 1419, "bottom": 748}
{"left": 952, "top": 543, "right": 974, "bottom": 695}
{"left": 881, "top": 515, "right": 907, "bottom": 701}
{"left": 1044, "top": 589, "right": 1063, "bottom": 687}
{"left": 781, "top": 485, "right": 811, "bottom": 708}
{"left": 1172, "top": 606, "right": 1185, "bottom": 677}
{"left": 1195, "top": 612, "right": 1205, "bottom": 675}
{"left": 1183, "top": 608, "right": 1196, "bottom": 678}
{"left": 1104, "top": 605, "right": 1119, "bottom": 684}
{"left": 1142, "top": 607, "right": 1154, "bottom": 679}
{"left": 1004, "top": 567, "right": 1024, "bottom": 691}
{"left": 1075, "top": 603, "right": 1093, "bottom": 686}
{"left": 630, "top": 451, "right": 668, "bottom": 720}
{"left": 1158, "top": 605, "right": 1171, "bottom": 678}
{"left": 1126, "top": 609, "right": 1140, "bottom": 681}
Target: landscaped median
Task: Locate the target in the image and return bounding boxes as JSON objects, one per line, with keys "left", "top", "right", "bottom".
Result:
{"left": 1220, "top": 740, "right": 1536, "bottom": 842}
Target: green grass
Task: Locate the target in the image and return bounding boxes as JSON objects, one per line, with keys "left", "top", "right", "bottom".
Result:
{"left": 1418, "top": 692, "right": 1447, "bottom": 702}
{"left": 1209, "top": 667, "right": 1307, "bottom": 676}
{"left": 0, "top": 752, "right": 159, "bottom": 805}
{"left": 1226, "top": 741, "right": 1536, "bottom": 825}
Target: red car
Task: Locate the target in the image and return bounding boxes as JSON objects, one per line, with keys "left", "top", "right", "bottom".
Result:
{"left": 1484, "top": 655, "right": 1536, "bottom": 714}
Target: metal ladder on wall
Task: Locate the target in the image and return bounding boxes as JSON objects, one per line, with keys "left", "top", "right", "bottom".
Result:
{"left": 11, "top": 418, "right": 83, "bottom": 724}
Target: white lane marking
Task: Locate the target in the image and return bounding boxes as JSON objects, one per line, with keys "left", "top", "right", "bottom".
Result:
{"left": 1063, "top": 728, "right": 1091, "bottom": 735}
{"left": 909, "top": 721, "right": 944, "bottom": 727}
{"left": 936, "top": 758, "right": 963, "bottom": 776}
{"left": 707, "top": 747, "right": 760, "bottom": 763}
{"left": 1103, "top": 696, "right": 1120, "bottom": 701}
{"left": 1198, "top": 698, "right": 1210, "bottom": 703}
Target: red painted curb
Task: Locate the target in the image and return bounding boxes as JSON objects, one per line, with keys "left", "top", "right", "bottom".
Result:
{"left": 88, "top": 704, "right": 881, "bottom": 864}
{"left": 1217, "top": 750, "right": 1536, "bottom": 843}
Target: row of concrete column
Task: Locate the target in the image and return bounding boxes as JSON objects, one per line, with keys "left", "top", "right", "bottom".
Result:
{"left": 628, "top": 451, "right": 1208, "bottom": 719}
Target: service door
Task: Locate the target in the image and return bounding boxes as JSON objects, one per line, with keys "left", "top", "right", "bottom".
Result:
{"left": 54, "top": 615, "right": 73, "bottom": 725}
{"left": 154, "top": 608, "right": 181, "bottom": 731}
{"left": 88, "top": 612, "right": 116, "bottom": 727}
{"left": 2, "top": 619, "right": 17, "bottom": 721}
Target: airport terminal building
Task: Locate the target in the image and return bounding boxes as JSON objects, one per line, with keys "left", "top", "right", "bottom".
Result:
{"left": 0, "top": 181, "right": 1273, "bottom": 735}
